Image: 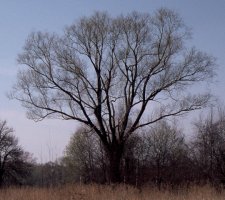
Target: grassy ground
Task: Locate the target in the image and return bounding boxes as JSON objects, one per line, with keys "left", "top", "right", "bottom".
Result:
{"left": 0, "top": 184, "right": 225, "bottom": 200}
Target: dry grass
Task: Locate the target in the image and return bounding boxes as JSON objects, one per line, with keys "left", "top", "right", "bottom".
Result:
{"left": 0, "top": 184, "right": 225, "bottom": 200}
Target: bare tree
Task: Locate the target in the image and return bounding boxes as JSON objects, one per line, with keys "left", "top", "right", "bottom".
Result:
{"left": 11, "top": 9, "right": 215, "bottom": 182}
{"left": 144, "top": 121, "right": 187, "bottom": 189}
{"left": 192, "top": 107, "right": 225, "bottom": 185}
{"left": 0, "top": 120, "right": 33, "bottom": 186}
{"left": 64, "top": 127, "right": 105, "bottom": 183}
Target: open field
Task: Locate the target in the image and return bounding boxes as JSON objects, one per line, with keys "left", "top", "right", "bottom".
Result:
{"left": 1, "top": 184, "right": 225, "bottom": 200}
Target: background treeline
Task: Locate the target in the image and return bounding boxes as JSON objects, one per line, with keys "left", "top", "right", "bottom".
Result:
{"left": 2, "top": 108, "right": 225, "bottom": 189}
{"left": 26, "top": 108, "right": 225, "bottom": 189}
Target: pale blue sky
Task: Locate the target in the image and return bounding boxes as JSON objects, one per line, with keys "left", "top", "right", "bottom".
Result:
{"left": 0, "top": 0, "right": 224, "bottom": 162}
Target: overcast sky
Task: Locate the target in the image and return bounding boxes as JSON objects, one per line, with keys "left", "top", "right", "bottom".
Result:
{"left": 0, "top": 0, "right": 224, "bottom": 162}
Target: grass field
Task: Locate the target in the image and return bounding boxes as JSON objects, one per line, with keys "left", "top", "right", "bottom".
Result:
{"left": 0, "top": 184, "right": 225, "bottom": 200}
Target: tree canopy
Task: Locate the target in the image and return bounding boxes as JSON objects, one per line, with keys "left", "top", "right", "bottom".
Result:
{"left": 11, "top": 9, "right": 215, "bottom": 182}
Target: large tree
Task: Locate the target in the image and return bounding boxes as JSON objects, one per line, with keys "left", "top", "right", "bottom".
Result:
{"left": 11, "top": 9, "right": 215, "bottom": 182}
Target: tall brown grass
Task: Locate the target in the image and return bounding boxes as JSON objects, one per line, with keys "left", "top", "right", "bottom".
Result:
{"left": 0, "top": 184, "right": 225, "bottom": 200}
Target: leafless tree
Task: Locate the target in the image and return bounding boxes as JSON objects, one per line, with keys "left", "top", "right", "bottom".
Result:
{"left": 64, "top": 127, "right": 105, "bottom": 183}
{"left": 0, "top": 120, "right": 33, "bottom": 186}
{"left": 192, "top": 107, "right": 225, "bottom": 185}
{"left": 143, "top": 121, "right": 186, "bottom": 188}
{"left": 11, "top": 9, "right": 215, "bottom": 182}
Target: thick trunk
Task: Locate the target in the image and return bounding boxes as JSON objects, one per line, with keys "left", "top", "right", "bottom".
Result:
{"left": 109, "top": 152, "right": 122, "bottom": 183}
{"left": 0, "top": 170, "right": 4, "bottom": 187}
{"left": 106, "top": 144, "right": 124, "bottom": 183}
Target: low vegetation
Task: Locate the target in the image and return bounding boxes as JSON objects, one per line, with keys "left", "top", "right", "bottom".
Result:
{"left": 1, "top": 184, "right": 225, "bottom": 200}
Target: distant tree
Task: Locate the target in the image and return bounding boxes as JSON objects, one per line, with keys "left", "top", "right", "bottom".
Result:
{"left": 0, "top": 120, "right": 33, "bottom": 186}
{"left": 192, "top": 108, "right": 225, "bottom": 185}
{"left": 28, "top": 161, "right": 65, "bottom": 187}
{"left": 11, "top": 9, "right": 215, "bottom": 182}
{"left": 143, "top": 121, "right": 187, "bottom": 188}
{"left": 64, "top": 127, "right": 107, "bottom": 183}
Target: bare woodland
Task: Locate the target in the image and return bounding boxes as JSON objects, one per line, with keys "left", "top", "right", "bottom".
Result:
{"left": 9, "top": 8, "right": 215, "bottom": 184}
{"left": 23, "top": 109, "right": 225, "bottom": 189}
{"left": 0, "top": 7, "right": 220, "bottom": 192}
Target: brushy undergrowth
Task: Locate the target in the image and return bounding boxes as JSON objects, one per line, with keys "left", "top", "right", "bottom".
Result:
{"left": 0, "top": 184, "right": 225, "bottom": 200}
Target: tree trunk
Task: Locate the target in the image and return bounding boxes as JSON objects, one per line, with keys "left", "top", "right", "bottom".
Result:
{"left": 106, "top": 144, "right": 124, "bottom": 183}
{"left": 0, "top": 170, "right": 4, "bottom": 187}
